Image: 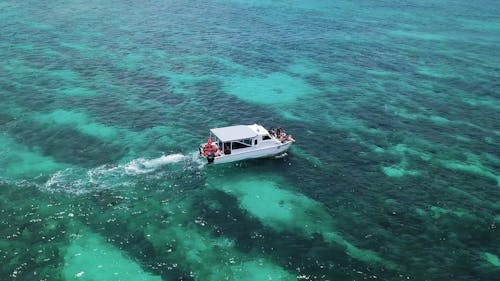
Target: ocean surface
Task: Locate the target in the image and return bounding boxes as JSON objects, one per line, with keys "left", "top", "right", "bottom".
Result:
{"left": 1, "top": 0, "right": 499, "bottom": 280}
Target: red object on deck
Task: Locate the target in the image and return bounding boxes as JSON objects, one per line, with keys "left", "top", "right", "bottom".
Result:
{"left": 202, "top": 137, "right": 215, "bottom": 157}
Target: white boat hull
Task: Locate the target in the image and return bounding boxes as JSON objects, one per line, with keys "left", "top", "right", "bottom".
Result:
{"left": 199, "top": 124, "right": 295, "bottom": 164}
{"left": 213, "top": 141, "right": 292, "bottom": 164}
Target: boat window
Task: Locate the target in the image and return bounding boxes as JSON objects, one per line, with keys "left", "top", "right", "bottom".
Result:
{"left": 231, "top": 141, "right": 251, "bottom": 150}
{"left": 254, "top": 139, "right": 258, "bottom": 145}
{"left": 263, "top": 135, "right": 271, "bottom": 140}
{"left": 223, "top": 142, "right": 231, "bottom": 154}
{"left": 242, "top": 138, "right": 252, "bottom": 146}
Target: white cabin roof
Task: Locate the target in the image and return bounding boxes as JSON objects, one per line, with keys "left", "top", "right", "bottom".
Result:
{"left": 247, "top": 124, "right": 269, "bottom": 135}
{"left": 211, "top": 125, "right": 258, "bottom": 142}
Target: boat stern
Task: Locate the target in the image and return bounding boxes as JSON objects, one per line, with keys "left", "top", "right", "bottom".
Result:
{"left": 199, "top": 138, "right": 222, "bottom": 164}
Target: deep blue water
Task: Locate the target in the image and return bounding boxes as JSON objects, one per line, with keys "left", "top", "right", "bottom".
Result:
{"left": 1, "top": 0, "right": 499, "bottom": 280}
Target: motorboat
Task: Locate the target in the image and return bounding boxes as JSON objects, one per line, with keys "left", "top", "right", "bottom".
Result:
{"left": 199, "top": 124, "right": 295, "bottom": 164}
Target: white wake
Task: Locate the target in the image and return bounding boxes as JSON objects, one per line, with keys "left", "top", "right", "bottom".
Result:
{"left": 124, "top": 153, "right": 185, "bottom": 174}
{"left": 42, "top": 153, "right": 200, "bottom": 194}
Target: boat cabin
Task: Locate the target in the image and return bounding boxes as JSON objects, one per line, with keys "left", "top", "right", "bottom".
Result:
{"left": 200, "top": 123, "right": 294, "bottom": 164}
{"left": 210, "top": 124, "right": 273, "bottom": 155}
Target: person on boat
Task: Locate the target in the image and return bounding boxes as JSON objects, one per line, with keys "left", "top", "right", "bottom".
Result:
{"left": 223, "top": 142, "right": 231, "bottom": 155}
{"left": 213, "top": 143, "right": 221, "bottom": 156}
{"left": 269, "top": 127, "right": 276, "bottom": 137}
{"left": 277, "top": 127, "right": 286, "bottom": 142}
{"left": 203, "top": 137, "right": 220, "bottom": 156}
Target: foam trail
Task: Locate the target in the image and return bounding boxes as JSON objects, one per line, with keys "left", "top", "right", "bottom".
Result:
{"left": 274, "top": 152, "right": 288, "bottom": 159}
{"left": 188, "top": 151, "right": 207, "bottom": 169}
{"left": 43, "top": 153, "right": 189, "bottom": 194}
{"left": 124, "top": 153, "right": 185, "bottom": 174}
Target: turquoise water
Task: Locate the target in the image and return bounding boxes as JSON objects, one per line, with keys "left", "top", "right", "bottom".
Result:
{"left": 1, "top": 0, "right": 499, "bottom": 280}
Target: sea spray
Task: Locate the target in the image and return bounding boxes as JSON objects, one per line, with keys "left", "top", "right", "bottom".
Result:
{"left": 124, "top": 153, "right": 185, "bottom": 174}
{"left": 43, "top": 153, "right": 190, "bottom": 194}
